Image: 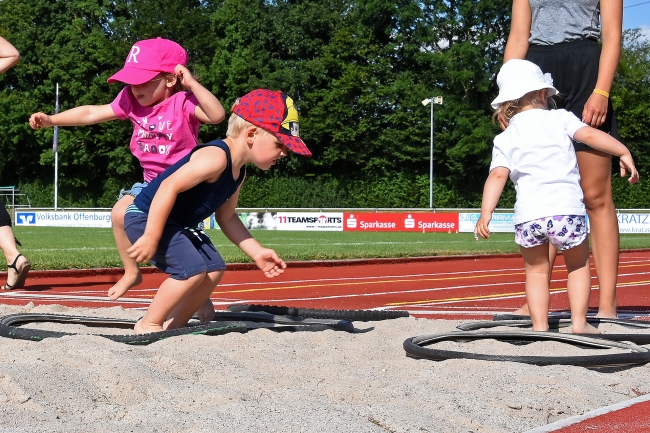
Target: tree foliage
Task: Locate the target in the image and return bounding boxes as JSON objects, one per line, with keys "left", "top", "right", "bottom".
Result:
{"left": 0, "top": 1, "right": 647, "bottom": 208}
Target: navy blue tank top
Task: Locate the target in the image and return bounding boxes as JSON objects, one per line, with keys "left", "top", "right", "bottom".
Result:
{"left": 133, "top": 140, "right": 246, "bottom": 227}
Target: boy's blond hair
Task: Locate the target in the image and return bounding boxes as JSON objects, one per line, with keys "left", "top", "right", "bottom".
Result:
{"left": 226, "top": 99, "right": 270, "bottom": 138}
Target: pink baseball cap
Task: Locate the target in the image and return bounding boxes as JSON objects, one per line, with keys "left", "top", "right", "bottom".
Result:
{"left": 232, "top": 89, "right": 312, "bottom": 157}
{"left": 107, "top": 38, "right": 187, "bottom": 85}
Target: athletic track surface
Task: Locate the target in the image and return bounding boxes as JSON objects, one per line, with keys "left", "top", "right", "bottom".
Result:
{"left": 2, "top": 249, "right": 650, "bottom": 432}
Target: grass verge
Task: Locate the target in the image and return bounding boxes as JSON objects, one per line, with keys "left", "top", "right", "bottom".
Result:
{"left": 10, "top": 226, "right": 650, "bottom": 270}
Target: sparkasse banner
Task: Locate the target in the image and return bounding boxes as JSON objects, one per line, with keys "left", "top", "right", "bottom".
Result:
{"left": 344, "top": 213, "right": 400, "bottom": 231}
{"left": 401, "top": 213, "right": 458, "bottom": 232}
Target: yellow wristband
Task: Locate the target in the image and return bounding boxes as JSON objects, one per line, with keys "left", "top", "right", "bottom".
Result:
{"left": 593, "top": 89, "right": 610, "bottom": 98}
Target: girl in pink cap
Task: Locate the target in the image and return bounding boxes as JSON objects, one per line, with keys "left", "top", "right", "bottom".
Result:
{"left": 475, "top": 60, "right": 638, "bottom": 334}
{"left": 29, "top": 38, "right": 225, "bottom": 301}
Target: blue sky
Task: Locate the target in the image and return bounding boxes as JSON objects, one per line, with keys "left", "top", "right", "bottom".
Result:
{"left": 623, "top": 0, "right": 650, "bottom": 38}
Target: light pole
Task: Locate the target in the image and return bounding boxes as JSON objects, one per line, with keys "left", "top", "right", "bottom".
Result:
{"left": 421, "top": 96, "right": 443, "bottom": 209}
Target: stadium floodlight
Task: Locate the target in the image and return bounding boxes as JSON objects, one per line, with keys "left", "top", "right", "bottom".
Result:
{"left": 421, "top": 97, "right": 443, "bottom": 209}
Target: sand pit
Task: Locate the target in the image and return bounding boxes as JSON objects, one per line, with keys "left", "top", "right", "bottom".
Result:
{"left": 0, "top": 303, "right": 648, "bottom": 432}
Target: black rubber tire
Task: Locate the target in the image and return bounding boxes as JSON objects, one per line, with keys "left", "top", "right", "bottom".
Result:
{"left": 0, "top": 314, "right": 246, "bottom": 345}
{"left": 491, "top": 315, "right": 650, "bottom": 329}
{"left": 226, "top": 304, "right": 409, "bottom": 321}
{"left": 459, "top": 319, "right": 650, "bottom": 345}
{"left": 462, "top": 318, "right": 650, "bottom": 331}
{"left": 403, "top": 331, "right": 650, "bottom": 367}
{"left": 213, "top": 311, "right": 354, "bottom": 332}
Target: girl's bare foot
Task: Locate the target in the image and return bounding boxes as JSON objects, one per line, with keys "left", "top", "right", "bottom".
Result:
{"left": 512, "top": 304, "right": 530, "bottom": 316}
{"left": 134, "top": 318, "right": 163, "bottom": 335}
{"left": 595, "top": 309, "right": 618, "bottom": 319}
{"left": 107, "top": 271, "right": 143, "bottom": 300}
{"left": 572, "top": 322, "right": 600, "bottom": 334}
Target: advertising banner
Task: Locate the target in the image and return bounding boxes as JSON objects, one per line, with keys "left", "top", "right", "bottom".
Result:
{"left": 459, "top": 213, "right": 515, "bottom": 233}
{"left": 618, "top": 213, "right": 650, "bottom": 233}
{"left": 15, "top": 211, "right": 112, "bottom": 228}
{"left": 343, "top": 213, "right": 400, "bottom": 232}
{"left": 276, "top": 212, "right": 343, "bottom": 231}
{"left": 401, "top": 213, "right": 459, "bottom": 232}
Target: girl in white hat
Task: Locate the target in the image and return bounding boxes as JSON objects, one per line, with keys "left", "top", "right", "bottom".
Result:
{"left": 475, "top": 59, "right": 639, "bottom": 334}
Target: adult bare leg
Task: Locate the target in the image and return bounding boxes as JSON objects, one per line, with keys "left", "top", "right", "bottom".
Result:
{"left": 577, "top": 149, "right": 618, "bottom": 318}
{"left": 0, "top": 225, "right": 29, "bottom": 289}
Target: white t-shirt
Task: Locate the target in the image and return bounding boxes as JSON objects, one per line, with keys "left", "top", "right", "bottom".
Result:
{"left": 490, "top": 109, "right": 588, "bottom": 225}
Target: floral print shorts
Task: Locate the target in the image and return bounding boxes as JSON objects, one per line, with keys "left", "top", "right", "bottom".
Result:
{"left": 514, "top": 215, "right": 587, "bottom": 251}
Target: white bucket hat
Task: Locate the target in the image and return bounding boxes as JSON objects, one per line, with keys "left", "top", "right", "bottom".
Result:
{"left": 491, "top": 59, "right": 558, "bottom": 109}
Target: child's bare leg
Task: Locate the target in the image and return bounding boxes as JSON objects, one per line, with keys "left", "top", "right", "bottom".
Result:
{"left": 108, "top": 195, "right": 142, "bottom": 300}
{"left": 520, "top": 244, "right": 552, "bottom": 331}
{"left": 165, "top": 270, "right": 224, "bottom": 330}
{"left": 513, "top": 243, "right": 557, "bottom": 316}
{"left": 134, "top": 272, "right": 206, "bottom": 334}
{"left": 563, "top": 240, "right": 600, "bottom": 334}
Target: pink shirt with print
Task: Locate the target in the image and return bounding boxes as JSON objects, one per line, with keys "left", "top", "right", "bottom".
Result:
{"left": 110, "top": 87, "right": 201, "bottom": 182}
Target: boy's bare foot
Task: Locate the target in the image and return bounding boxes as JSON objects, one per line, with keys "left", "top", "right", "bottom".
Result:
{"left": 195, "top": 299, "right": 215, "bottom": 323}
{"left": 107, "top": 271, "right": 143, "bottom": 301}
{"left": 134, "top": 318, "right": 163, "bottom": 335}
{"left": 572, "top": 322, "right": 600, "bottom": 334}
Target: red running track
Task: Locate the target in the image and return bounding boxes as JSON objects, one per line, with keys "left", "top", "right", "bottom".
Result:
{"left": 3, "top": 250, "right": 650, "bottom": 321}
{"left": 2, "top": 250, "right": 650, "bottom": 432}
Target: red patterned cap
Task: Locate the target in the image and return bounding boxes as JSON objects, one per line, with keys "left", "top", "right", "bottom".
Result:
{"left": 232, "top": 89, "right": 311, "bottom": 157}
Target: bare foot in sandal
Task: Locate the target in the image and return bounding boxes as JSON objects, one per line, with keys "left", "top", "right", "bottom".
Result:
{"left": 3, "top": 253, "right": 30, "bottom": 290}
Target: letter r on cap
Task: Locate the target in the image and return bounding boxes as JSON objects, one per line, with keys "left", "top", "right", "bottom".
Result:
{"left": 127, "top": 46, "right": 140, "bottom": 63}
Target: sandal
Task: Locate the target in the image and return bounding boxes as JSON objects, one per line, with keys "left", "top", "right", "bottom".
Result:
{"left": 2, "top": 253, "right": 31, "bottom": 290}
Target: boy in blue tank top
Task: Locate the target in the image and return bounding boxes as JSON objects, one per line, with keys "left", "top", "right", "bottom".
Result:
{"left": 123, "top": 89, "right": 312, "bottom": 335}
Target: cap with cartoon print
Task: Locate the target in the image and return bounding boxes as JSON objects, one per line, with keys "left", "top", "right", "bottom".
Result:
{"left": 232, "top": 89, "right": 311, "bottom": 157}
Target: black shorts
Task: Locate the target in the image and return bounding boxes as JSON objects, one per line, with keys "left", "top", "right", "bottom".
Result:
{"left": 526, "top": 38, "right": 619, "bottom": 151}
{"left": 0, "top": 203, "right": 11, "bottom": 227}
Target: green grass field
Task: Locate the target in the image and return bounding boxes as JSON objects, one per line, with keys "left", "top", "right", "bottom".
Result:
{"left": 10, "top": 226, "right": 650, "bottom": 271}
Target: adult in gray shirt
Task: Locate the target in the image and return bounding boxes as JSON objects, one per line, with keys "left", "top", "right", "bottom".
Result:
{"left": 502, "top": 0, "right": 623, "bottom": 319}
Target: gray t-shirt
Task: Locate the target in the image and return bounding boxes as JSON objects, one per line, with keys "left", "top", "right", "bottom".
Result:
{"left": 529, "top": 0, "right": 601, "bottom": 45}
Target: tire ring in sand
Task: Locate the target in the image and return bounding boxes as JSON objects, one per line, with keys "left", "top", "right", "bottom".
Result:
{"left": 226, "top": 304, "right": 408, "bottom": 321}
{"left": 403, "top": 330, "right": 650, "bottom": 367}
{"left": 0, "top": 313, "right": 246, "bottom": 345}
{"left": 213, "top": 311, "right": 355, "bottom": 332}
{"left": 457, "top": 319, "right": 650, "bottom": 345}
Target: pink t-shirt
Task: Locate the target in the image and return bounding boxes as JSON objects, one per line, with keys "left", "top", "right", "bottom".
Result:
{"left": 110, "top": 87, "right": 201, "bottom": 182}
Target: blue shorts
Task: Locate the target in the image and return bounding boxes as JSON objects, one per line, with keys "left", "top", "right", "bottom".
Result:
{"left": 124, "top": 212, "right": 226, "bottom": 280}
{"left": 118, "top": 182, "right": 148, "bottom": 200}
{"left": 515, "top": 215, "right": 587, "bottom": 251}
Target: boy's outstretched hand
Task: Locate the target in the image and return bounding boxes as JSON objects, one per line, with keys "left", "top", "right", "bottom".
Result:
{"left": 253, "top": 248, "right": 287, "bottom": 278}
